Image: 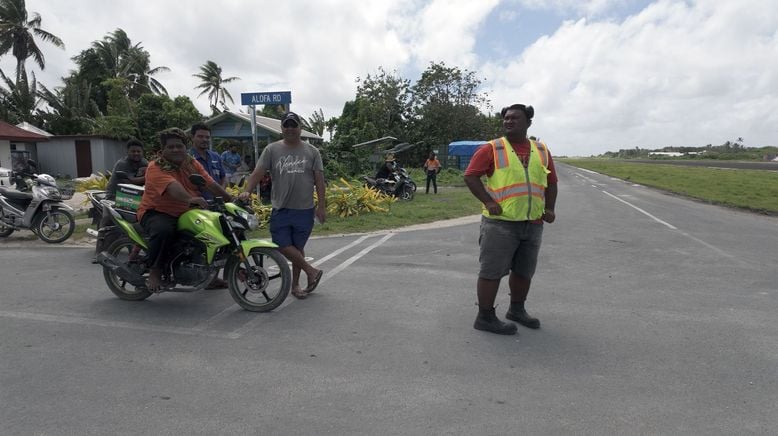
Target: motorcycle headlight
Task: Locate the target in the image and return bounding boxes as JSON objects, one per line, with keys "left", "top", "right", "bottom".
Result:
{"left": 237, "top": 210, "right": 259, "bottom": 230}
{"left": 38, "top": 186, "right": 61, "bottom": 199}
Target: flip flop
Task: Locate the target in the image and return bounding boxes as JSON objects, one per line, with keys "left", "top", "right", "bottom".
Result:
{"left": 305, "top": 270, "right": 324, "bottom": 294}
{"left": 291, "top": 288, "right": 307, "bottom": 299}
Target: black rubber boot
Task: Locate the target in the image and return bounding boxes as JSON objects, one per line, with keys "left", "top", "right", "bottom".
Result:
{"left": 506, "top": 306, "right": 540, "bottom": 329}
{"left": 474, "top": 307, "right": 518, "bottom": 335}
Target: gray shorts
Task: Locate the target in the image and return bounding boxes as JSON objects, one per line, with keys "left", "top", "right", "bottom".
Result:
{"left": 478, "top": 217, "right": 543, "bottom": 280}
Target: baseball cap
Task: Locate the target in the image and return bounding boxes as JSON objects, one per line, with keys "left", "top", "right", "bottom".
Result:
{"left": 281, "top": 112, "right": 301, "bottom": 127}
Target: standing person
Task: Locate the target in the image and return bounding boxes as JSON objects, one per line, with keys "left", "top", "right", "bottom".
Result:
{"left": 190, "top": 123, "right": 226, "bottom": 189}
{"left": 463, "top": 104, "right": 558, "bottom": 335}
{"left": 239, "top": 112, "right": 326, "bottom": 299}
{"left": 221, "top": 142, "right": 242, "bottom": 186}
{"left": 189, "top": 123, "right": 229, "bottom": 288}
{"left": 93, "top": 138, "right": 148, "bottom": 262}
{"left": 137, "top": 128, "right": 233, "bottom": 292}
{"left": 423, "top": 151, "right": 441, "bottom": 194}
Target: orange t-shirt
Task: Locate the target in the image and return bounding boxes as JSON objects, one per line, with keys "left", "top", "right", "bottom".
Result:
{"left": 137, "top": 159, "right": 214, "bottom": 221}
{"left": 424, "top": 158, "right": 441, "bottom": 172}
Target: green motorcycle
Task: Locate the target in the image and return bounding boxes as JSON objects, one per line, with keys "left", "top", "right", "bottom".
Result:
{"left": 96, "top": 175, "right": 290, "bottom": 312}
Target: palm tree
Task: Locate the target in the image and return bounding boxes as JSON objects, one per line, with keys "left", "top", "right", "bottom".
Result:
{"left": 0, "top": 67, "right": 38, "bottom": 122}
{"left": 88, "top": 28, "right": 169, "bottom": 96}
{"left": 193, "top": 60, "right": 239, "bottom": 110}
{"left": 0, "top": 0, "right": 64, "bottom": 82}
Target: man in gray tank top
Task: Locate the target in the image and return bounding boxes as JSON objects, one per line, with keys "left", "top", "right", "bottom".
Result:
{"left": 240, "top": 112, "right": 326, "bottom": 299}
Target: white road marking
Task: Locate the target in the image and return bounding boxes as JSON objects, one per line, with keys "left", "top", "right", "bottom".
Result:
{"left": 602, "top": 190, "right": 677, "bottom": 229}
{"left": 601, "top": 190, "right": 735, "bottom": 260}
{"left": 190, "top": 235, "right": 373, "bottom": 332}
{"left": 228, "top": 233, "right": 395, "bottom": 338}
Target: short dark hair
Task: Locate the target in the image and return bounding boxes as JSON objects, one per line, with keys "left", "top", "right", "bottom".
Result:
{"left": 501, "top": 104, "right": 534, "bottom": 121}
{"left": 126, "top": 138, "right": 144, "bottom": 150}
{"left": 190, "top": 123, "right": 211, "bottom": 136}
{"left": 159, "top": 128, "right": 189, "bottom": 147}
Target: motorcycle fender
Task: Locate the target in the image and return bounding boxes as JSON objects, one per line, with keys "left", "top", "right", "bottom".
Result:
{"left": 41, "top": 201, "right": 74, "bottom": 211}
{"left": 240, "top": 239, "right": 279, "bottom": 257}
{"left": 115, "top": 219, "right": 148, "bottom": 249}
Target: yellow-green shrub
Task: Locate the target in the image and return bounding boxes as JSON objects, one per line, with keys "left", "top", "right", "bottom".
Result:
{"left": 76, "top": 172, "right": 110, "bottom": 192}
{"left": 325, "top": 178, "right": 395, "bottom": 217}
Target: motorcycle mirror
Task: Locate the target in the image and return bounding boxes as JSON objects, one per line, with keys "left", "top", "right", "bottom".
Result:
{"left": 27, "top": 159, "right": 37, "bottom": 168}
{"left": 189, "top": 174, "right": 206, "bottom": 187}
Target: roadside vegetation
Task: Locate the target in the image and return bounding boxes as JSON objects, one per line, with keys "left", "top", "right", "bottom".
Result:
{"left": 562, "top": 159, "right": 778, "bottom": 214}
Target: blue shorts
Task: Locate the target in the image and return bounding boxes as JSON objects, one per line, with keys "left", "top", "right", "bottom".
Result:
{"left": 269, "top": 208, "right": 315, "bottom": 250}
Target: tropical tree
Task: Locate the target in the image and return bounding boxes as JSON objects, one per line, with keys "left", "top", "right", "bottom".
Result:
{"left": 306, "top": 108, "right": 326, "bottom": 137}
{"left": 193, "top": 60, "right": 239, "bottom": 113}
{"left": 68, "top": 28, "right": 169, "bottom": 113}
{"left": 0, "top": 67, "right": 38, "bottom": 122}
{"left": 37, "top": 78, "right": 101, "bottom": 134}
{"left": 0, "top": 0, "right": 64, "bottom": 82}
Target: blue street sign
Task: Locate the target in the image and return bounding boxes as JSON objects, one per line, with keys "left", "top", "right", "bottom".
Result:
{"left": 241, "top": 91, "right": 292, "bottom": 106}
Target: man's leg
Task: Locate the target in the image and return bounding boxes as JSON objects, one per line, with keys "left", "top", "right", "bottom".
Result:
{"left": 141, "top": 211, "right": 177, "bottom": 292}
{"left": 505, "top": 223, "right": 543, "bottom": 329}
{"left": 473, "top": 218, "right": 518, "bottom": 335}
{"left": 432, "top": 173, "right": 438, "bottom": 194}
{"left": 426, "top": 173, "right": 431, "bottom": 194}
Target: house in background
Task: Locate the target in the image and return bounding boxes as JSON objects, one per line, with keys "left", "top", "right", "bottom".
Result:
{"left": 35, "top": 135, "right": 127, "bottom": 178}
{"left": 0, "top": 120, "right": 48, "bottom": 174}
{"left": 13, "top": 122, "right": 127, "bottom": 178}
{"left": 205, "top": 111, "right": 323, "bottom": 152}
{"left": 448, "top": 140, "right": 486, "bottom": 170}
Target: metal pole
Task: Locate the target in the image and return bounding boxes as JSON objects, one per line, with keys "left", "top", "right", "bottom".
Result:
{"left": 251, "top": 104, "right": 260, "bottom": 196}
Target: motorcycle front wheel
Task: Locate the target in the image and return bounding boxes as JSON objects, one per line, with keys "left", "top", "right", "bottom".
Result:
{"left": 34, "top": 208, "right": 75, "bottom": 243}
{"left": 226, "top": 247, "right": 291, "bottom": 312}
{"left": 400, "top": 184, "right": 415, "bottom": 201}
{"left": 103, "top": 237, "right": 152, "bottom": 301}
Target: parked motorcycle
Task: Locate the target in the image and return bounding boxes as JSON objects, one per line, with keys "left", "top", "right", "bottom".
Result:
{"left": 0, "top": 161, "right": 76, "bottom": 243}
{"left": 362, "top": 169, "right": 415, "bottom": 201}
{"left": 96, "top": 174, "right": 291, "bottom": 312}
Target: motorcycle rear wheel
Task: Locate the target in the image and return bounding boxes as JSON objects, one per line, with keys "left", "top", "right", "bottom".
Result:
{"left": 103, "top": 237, "right": 152, "bottom": 301}
{"left": 0, "top": 212, "right": 13, "bottom": 237}
{"left": 34, "top": 208, "right": 75, "bottom": 243}
{"left": 226, "top": 247, "right": 291, "bottom": 312}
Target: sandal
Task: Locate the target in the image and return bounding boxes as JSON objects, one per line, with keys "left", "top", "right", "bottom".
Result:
{"left": 291, "top": 288, "right": 307, "bottom": 299}
{"left": 305, "top": 270, "right": 324, "bottom": 294}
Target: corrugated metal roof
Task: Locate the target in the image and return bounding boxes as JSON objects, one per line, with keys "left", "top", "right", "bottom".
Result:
{"left": 15, "top": 122, "right": 53, "bottom": 137}
{"left": 206, "top": 111, "right": 323, "bottom": 140}
{"left": 0, "top": 120, "right": 49, "bottom": 141}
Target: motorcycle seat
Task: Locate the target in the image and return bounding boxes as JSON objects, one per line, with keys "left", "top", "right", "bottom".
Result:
{"left": 0, "top": 187, "right": 33, "bottom": 201}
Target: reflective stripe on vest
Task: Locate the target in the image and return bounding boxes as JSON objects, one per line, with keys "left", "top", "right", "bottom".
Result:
{"left": 484, "top": 137, "right": 550, "bottom": 221}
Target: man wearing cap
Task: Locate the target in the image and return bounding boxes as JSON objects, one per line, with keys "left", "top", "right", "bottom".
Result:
{"left": 240, "top": 112, "right": 326, "bottom": 299}
{"left": 464, "top": 103, "right": 558, "bottom": 335}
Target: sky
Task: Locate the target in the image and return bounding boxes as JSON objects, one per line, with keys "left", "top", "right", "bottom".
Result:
{"left": 2, "top": 0, "right": 777, "bottom": 156}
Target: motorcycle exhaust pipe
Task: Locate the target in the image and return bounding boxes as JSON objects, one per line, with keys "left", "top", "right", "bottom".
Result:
{"left": 96, "top": 252, "right": 146, "bottom": 286}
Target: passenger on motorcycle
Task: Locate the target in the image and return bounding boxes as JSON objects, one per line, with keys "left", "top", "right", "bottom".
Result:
{"left": 94, "top": 138, "right": 149, "bottom": 261}
{"left": 137, "top": 128, "right": 233, "bottom": 292}
{"left": 375, "top": 155, "right": 402, "bottom": 196}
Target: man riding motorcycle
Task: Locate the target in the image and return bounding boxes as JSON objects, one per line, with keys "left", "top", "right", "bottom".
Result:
{"left": 138, "top": 128, "right": 233, "bottom": 292}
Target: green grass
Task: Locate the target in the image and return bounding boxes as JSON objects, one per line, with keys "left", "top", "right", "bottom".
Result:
{"left": 562, "top": 159, "right": 778, "bottom": 214}
{"left": 250, "top": 186, "right": 482, "bottom": 238}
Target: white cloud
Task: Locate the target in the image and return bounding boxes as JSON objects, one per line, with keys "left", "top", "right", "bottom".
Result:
{"left": 3, "top": 0, "right": 777, "bottom": 157}
{"left": 483, "top": 0, "right": 778, "bottom": 156}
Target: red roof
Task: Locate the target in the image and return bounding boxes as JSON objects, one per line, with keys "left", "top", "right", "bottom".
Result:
{"left": 0, "top": 120, "right": 49, "bottom": 142}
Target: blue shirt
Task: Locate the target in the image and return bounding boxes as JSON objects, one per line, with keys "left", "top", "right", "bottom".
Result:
{"left": 190, "top": 148, "right": 225, "bottom": 199}
{"left": 221, "top": 150, "right": 242, "bottom": 175}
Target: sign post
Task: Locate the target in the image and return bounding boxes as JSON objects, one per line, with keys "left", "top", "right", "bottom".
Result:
{"left": 240, "top": 91, "right": 292, "bottom": 194}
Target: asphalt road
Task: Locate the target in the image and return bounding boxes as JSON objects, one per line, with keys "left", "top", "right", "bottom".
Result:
{"left": 1, "top": 163, "right": 776, "bottom": 435}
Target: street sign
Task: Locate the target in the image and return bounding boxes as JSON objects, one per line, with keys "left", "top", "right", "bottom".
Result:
{"left": 241, "top": 91, "right": 291, "bottom": 106}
